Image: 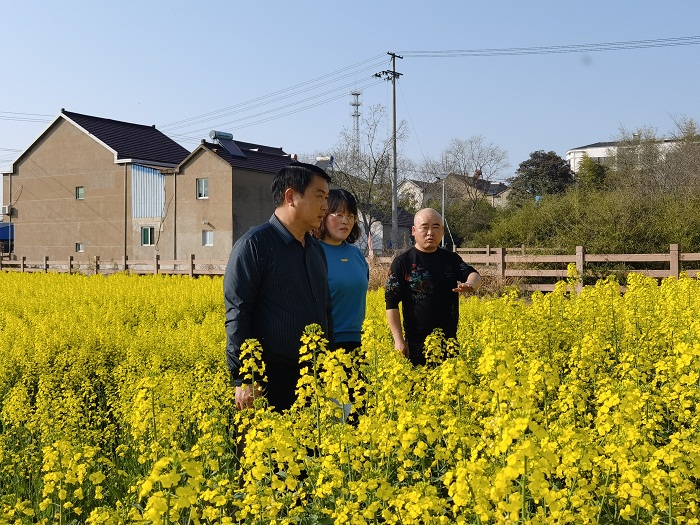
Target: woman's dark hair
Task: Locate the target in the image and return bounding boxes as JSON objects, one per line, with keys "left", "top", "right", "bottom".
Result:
{"left": 271, "top": 161, "right": 331, "bottom": 207}
{"left": 316, "top": 188, "right": 362, "bottom": 244}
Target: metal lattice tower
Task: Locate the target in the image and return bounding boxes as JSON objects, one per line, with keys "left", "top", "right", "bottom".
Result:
{"left": 350, "top": 90, "right": 362, "bottom": 164}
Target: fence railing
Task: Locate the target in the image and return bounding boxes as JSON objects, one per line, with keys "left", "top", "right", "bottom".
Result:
{"left": 2, "top": 245, "right": 699, "bottom": 292}
{"left": 377, "top": 244, "right": 700, "bottom": 292}
{"left": 0, "top": 254, "right": 227, "bottom": 277}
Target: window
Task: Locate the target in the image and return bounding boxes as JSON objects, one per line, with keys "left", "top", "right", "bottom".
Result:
{"left": 76, "top": 186, "right": 85, "bottom": 200}
{"left": 75, "top": 242, "right": 84, "bottom": 253}
{"left": 202, "top": 230, "right": 214, "bottom": 246}
{"left": 141, "top": 226, "right": 155, "bottom": 246}
{"left": 196, "top": 178, "right": 209, "bottom": 199}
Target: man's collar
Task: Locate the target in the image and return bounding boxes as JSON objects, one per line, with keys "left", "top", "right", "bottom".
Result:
{"left": 269, "top": 213, "right": 309, "bottom": 246}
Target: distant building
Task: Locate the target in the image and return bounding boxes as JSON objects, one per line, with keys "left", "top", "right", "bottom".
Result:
{"left": 1, "top": 110, "right": 293, "bottom": 261}
{"left": 566, "top": 138, "right": 680, "bottom": 173}
{"left": 357, "top": 206, "right": 414, "bottom": 255}
{"left": 565, "top": 142, "right": 617, "bottom": 174}
{"left": 398, "top": 174, "right": 510, "bottom": 209}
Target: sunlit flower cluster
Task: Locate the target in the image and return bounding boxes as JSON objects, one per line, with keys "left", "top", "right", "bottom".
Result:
{"left": 1, "top": 270, "right": 700, "bottom": 523}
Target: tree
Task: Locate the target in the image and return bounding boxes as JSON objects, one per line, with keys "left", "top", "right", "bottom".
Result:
{"left": 608, "top": 117, "right": 700, "bottom": 197}
{"left": 324, "top": 104, "right": 410, "bottom": 251}
{"left": 507, "top": 150, "right": 574, "bottom": 205}
{"left": 442, "top": 199, "right": 499, "bottom": 248}
{"left": 421, "top": 136, "right": 509, "bottom": 210}
{"left": 576, "top": 153, "right": 608, "bottom": 190}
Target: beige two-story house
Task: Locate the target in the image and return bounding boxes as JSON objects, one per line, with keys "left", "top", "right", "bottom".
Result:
{"left": 2, "top": 109, "right": 189, "bottom": 261}
{"left": 172, "top": 133, "right": 294, "bottom": 261}
{"left": 2, "top": 110, "right": 295, "bottom": 263}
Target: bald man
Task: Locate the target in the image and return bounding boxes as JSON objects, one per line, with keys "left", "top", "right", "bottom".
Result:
{"left": 385, "top": 208, "right": 481, "bottom": 366}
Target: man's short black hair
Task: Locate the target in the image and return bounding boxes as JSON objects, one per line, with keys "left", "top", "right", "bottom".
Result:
{"left": 271, "top": 161, "right": 331, "bottom": 207}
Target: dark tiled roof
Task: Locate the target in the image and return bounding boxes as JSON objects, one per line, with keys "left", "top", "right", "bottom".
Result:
{"left": 201, "top": 140, "right": 293, "bottom": 174}
{"left": 62, "top": 109, "right": 190, "bottom": 166}
{"left": 372, "top": 207, "right": 414, "bottom": 228}
{"left": 570, "top": 141, "right": 618, "bottom": 150}
{"left": 404, "top": 178, "right": 433, "bottom": 190}
{"left": 484, "top": 181, "right": 509, "bottom": 196}
{"left": 234, "top": 141, "right": 287, "bottom": 157}
{"left": 572, "top": 138, "right": 679, "bottom": 151}
{"left": 460, "top": 176, "right": 509, "bottom": 196}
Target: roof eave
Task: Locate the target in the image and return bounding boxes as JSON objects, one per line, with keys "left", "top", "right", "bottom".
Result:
{"left": 116, "top": 158, "right": 179, "bottom": 168}
{"left": 61, "top": 112, "right": 120, "bottom": 159}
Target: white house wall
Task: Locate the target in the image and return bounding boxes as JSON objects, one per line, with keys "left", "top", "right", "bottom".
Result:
{"left": 566, "top": 145, "right": 614, "bottom": 173}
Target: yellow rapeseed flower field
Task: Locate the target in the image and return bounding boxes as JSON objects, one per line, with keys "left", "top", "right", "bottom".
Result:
{"left": 1, "top": 270, "right": 699, "bottom": 524}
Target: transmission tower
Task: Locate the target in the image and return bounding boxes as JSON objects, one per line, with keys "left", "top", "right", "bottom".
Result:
{"left": 349, "top": 90, "right": 362, "bottom": 168}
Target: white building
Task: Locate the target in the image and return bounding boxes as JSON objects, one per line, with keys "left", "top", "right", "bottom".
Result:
{"left": 567, "top": 138, "right": 680, "bottom": 174}
{"left": 565, "top": 142, "right": 617, "bottom": 174}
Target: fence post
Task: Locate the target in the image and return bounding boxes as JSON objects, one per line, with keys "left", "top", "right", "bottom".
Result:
{"left": 670, "top": 244, "right": 679, "bottom": 279}
{"left": 44, "top": 256, "right": 49, "bottom": 273}
{"left": 94, "top": 255, "right": 100, "bottom": 275}
{"left": 576, "top": 246, "right": 585, "bottom": 292}
{"left": 122, "top": 255, "right": 128, "bottom": 273}
{"left": 495, "top": 247, "right": 505, "bottom": 279}
{"left": 21, "top": 256, "right": 26, "bottom": 272}
{"left": 189, "top": 254, "right": 195, "bottom": 278}
{"left": 68, "top": 255, "right": 73, "bottom": 275}
{"left": 154, "top": 254, "right": 160, "bottom": 274}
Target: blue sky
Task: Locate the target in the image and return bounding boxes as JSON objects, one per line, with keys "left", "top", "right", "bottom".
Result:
{"left": 1, "top": 1, "right": 699, "bottom": 180}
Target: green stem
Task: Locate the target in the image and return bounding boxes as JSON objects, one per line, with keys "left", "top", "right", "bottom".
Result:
{"left": 521, "top": 455, "right": 528, "bottom": 523}
{"left": 668, "top": 473, "right": 673, "bottom": 525}
{"left": 151, "top": 385, "right": 158, "bottom": 443}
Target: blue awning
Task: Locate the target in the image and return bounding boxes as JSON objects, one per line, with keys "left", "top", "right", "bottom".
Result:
{"left": 0, "top": 223, "right": 14, "bottom": 242}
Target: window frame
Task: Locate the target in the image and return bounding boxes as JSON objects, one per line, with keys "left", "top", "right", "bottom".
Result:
{"left": 141, "top": 226, "right": 156, "bottom": 246}
{"left": 196, "top": 178, "right": 209, "bottom": 199}
{"left": 202, "top": 229, "right": 214, "bottom": 247}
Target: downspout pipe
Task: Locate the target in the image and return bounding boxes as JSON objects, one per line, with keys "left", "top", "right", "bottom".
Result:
{"left": 124, "top": 164, "right": 128, "bottom": 261}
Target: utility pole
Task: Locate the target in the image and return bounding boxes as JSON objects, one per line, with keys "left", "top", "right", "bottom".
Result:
{"left": 438, "top": 176, "right": 446, "bottom": 248}
{"left": 374, "top": 52, "right": 402, "bottom": 249}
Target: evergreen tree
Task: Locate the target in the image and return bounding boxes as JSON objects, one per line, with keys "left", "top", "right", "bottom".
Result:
{"left": 507, "top": 150, "right": 574, "bottom": 205}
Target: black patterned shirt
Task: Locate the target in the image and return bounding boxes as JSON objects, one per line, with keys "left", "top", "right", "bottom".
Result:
{"left": 385, "top": 247, "right": 478, "bottom": 349}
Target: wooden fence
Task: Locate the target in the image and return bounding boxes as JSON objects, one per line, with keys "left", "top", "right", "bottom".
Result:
{"left": 2, "top": 245, "right": 699, "bottom": 292}
{"left": 0, "top": 254, "right": 225, "bottom": 278}
{"left": 380, "top": 244, "right": 700, "bottom": 292}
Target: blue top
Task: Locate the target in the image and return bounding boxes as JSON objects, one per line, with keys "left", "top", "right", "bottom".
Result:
{"left": 320, "top": 240, "right": 369, "bottom": 344}
{"left": 224, "top": 214, "right": 334, "bottom": 385}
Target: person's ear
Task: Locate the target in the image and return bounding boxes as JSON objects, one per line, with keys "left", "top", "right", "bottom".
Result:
{"left": 284, "top": 188, "right": 296, "bottom": 205}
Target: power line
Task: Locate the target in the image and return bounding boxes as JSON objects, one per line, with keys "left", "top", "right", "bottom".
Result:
{"left": 160, "top": 54, "right": 388, "bottom": 130}
{"left": 167, "top": 78, "right": 386, "bottom": 144}
{"left": 0, "top": 110, "right": 52, "bottom": 123}
{"left": 397, "top": 35, "right": 700, "bottom": 57}
{"left": 162, "top": 74, "right": 385, "bottom": 133}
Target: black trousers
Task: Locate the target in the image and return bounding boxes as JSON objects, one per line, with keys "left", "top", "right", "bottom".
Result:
{"left": 263, "top": 355, "right": 302, "bottom": 412}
